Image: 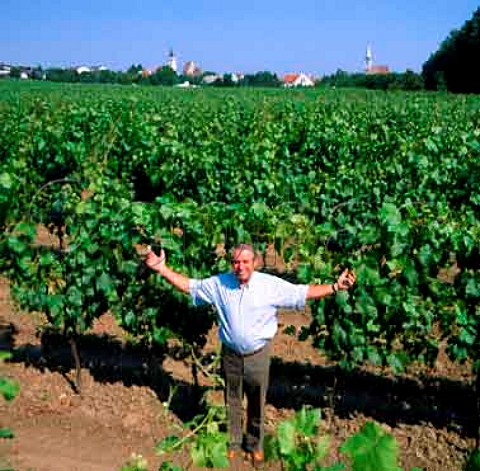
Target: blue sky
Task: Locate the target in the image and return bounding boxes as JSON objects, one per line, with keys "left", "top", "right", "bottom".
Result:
{"left": 1, "top": 1, "right": 479, "bottom": 76}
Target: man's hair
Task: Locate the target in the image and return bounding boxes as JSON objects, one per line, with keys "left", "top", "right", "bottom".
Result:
{"left": 230, "top": 243, "right": 255, "bottom": 259}
{"left": 230, "top": 243, "right": 263, "bottom": 268}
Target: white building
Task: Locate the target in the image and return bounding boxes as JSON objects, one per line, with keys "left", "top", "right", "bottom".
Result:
{"left": 283, "top": 73, "right": 315, "bottom": 87}
{"left": 202, "top": 74, "right": 221, "bottom": 85}
{"left": 175, "top": 81, "right": 197, "bottom": 88}
{"left": 230, "top": 73, "right": 245, "bottom": 83}
{"left": 76, "top": 66, "right": 91, "bottom": 74}
{"left": 183, "top": 60, "right": 202, "bottom": 77}
{"left": 0, "top": 64, "right": 11, "bottom": 76}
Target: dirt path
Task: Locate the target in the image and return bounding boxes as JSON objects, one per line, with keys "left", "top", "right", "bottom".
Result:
{"left": 0, "top": 277, "right": 476, "bottom": 471}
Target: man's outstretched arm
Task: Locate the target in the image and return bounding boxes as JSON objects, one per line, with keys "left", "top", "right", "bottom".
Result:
{"left": 145, "top": 247, "right": 190, "bottom": 294}
{"left": 306, "top": 269, "right": 356, "bottom": 300}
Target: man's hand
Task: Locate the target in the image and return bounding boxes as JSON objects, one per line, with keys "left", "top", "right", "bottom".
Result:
{"left": 145, "top": 246, "right": 166, "bottom": 272}
{"left": 139, "top": 245, "right": 190, "bottom": 293}
{"left": 336, "top": 269, "right": 356, "bottom": 291}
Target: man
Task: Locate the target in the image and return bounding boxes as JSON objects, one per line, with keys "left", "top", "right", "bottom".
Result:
{"left": 145, "top": 243, "right": 356, "bottom": 467}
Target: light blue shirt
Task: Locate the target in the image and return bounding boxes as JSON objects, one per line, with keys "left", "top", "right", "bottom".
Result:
{"left": 189, "top": 271, "right": 309, "bottom": 354}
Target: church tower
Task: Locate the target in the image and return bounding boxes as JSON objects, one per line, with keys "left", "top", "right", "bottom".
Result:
{"left": 365, "top": 44, "right": 373, "bottom": 72}
{"left": 167, "top": 49, "right": 178, "bottom": 73}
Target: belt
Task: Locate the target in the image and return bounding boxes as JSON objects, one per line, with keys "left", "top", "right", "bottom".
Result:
{"left": 223, "top": 341, "right": 270, "bottom": 358}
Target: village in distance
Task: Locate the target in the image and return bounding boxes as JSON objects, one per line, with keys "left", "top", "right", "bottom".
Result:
{"left": 1, "top": 45, "right": 427, "bottom": 92}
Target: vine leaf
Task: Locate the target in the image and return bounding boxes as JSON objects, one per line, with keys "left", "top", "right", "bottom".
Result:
{"left": 340, "top": 421, "right": 400, "bottom": 471}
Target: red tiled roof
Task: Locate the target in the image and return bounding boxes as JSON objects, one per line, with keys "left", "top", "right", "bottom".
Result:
{"left": 283, "top": 73, "right": 300, "bottom": 83}
{"left": 366, "top": 65, "right": 390, "bottom": 74}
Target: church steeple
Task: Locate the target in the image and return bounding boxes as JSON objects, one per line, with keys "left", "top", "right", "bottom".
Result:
{"left": 365, "top": 43, "right": 373, "bottom": 72}
{"left": 167, "top": 49, "right": 177, "bottom": 73}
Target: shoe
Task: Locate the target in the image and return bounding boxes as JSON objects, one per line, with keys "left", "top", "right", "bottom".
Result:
{"left": 227, "top": 449, "right": 242, "bottom": 469}
{"left": 227, "top": 449, "right": 241, "bottom": 461}
{"left": 249, "top": 450, "right": 265, "bottom": 469}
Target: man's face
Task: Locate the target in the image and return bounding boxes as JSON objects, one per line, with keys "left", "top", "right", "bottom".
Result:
{"left": 231, "top": 248, "right": 255, "bottom": 284}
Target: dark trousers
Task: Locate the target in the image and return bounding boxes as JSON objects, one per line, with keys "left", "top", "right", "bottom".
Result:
{"left": 221, "top": 342, "right": 271, "bottom": 452}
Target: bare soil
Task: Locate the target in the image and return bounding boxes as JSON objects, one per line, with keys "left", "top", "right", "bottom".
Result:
{"left": 0, "top": 276, "right": 477, "bottom": 471}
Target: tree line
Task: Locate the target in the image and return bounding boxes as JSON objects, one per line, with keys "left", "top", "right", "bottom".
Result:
{"left": 6, "top": 64, "right": 285, "bottom": 88}
{"left": 5, "top": 65, "right": 427, "bottom": 92}
{"left": 319, "top": 69, "right": 424, "bottom": 91}
{"left": 423, "top": 7, "right": 480, "bottom": 93}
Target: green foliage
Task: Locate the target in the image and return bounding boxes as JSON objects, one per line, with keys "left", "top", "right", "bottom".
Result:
{"left": 120, "top": 454, "right": 148, "bottom": 471}
{"left": 157, "top": 463, "right": 183, "bottom": 471}
{"left": 423, "top": 7, "right": 480, "bottom": 92}
{"left": 0, "top": 353, "right": 19, "bottom": 443}
{"left": 1, "top": 81, "right": 480, "bottom": 396}
{"left": 189, "top": 424, "right": 229, "bottom": 468}
{"left": 0, "top": 428, "right": 15, "bottom": 439}
{"left": 0, "top": 353, "right": 19, "bottom": 402}
{"left": 265, "top": 407, "right": 342, "bottom": 470}
{"left": 465, "top": 449, "right": 480, "bottom": 471}
{"left": 149, "top": 67, "right": 180, "bottom": 86}
{"left": 341, "top": 422, "right": 400, "bottom": 471}
{"left": 264, "top": 407, "right": 423, "bottom": 471}
{"left": 0, "top": 377, "right": 19, "bottom": 402}
{"left": 240, "top": 71, "right": 281, "bottom": 87}
{"left": 156, "top": 400, "right": 228, "bottom": 469}
{"left": 152, "top": 404, "right": 425, "bottom": 470}
{"left": 320, "top": 69, "right": 424, "bottom": 91}
{"left": 0, "top": 172, "right": 16, "bottom": 229}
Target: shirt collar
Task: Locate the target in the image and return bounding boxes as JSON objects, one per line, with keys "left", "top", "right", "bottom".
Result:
{"left": 232, "top": 270, "right": 256, "bottom": 289}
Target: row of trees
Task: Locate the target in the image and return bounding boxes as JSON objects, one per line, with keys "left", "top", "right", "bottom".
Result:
{"left": 44, "top": 65, "right": 189, "bottom": 86}
{"left": 320, "top": 69, "right": 424, "bottom": 91}
{"left": 210, "top": 71, "right": 282, "bottom": 87}
{"left": 14, "top": 65, "right": 284, "bottom": 88}
{"left": 5, "top": 65, "right": 426, "bottom": 91}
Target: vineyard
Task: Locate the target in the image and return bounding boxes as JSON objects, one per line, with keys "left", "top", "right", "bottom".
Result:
{"left": 1, "top": 80, "right": 480, "bottom": 470}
